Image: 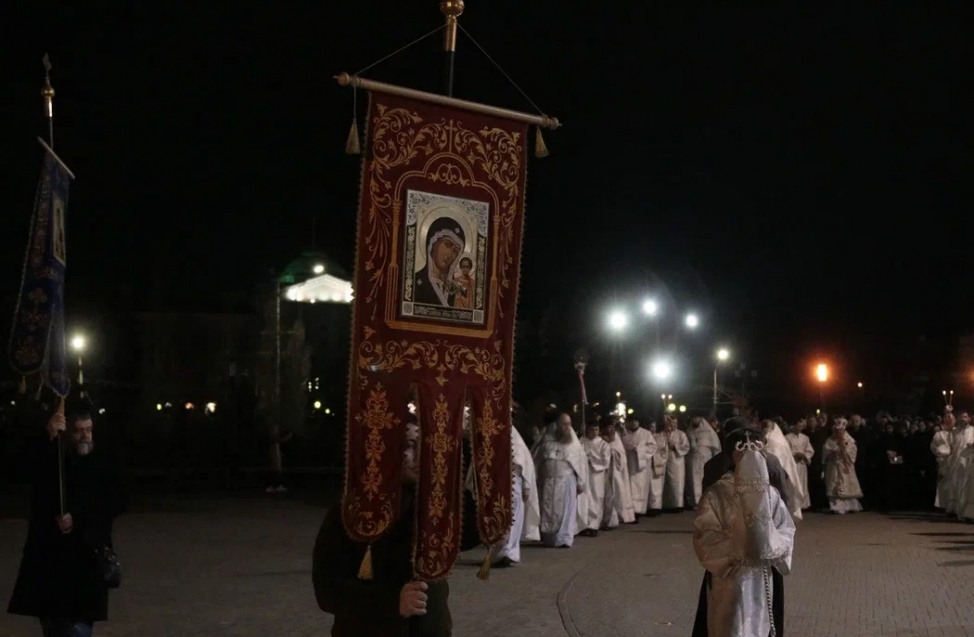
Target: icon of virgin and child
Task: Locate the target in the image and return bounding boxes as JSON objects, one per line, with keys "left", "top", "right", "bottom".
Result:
{"left": 413, "top": 215, "right": 475, "bottom": 309}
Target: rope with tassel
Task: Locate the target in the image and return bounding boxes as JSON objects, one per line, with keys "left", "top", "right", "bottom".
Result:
{"left": 344, "top": 25, "right": 447, "bottom": 155}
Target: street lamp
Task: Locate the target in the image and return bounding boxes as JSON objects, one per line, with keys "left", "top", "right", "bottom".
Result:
{"left": 816, "top": 363, "right": 828, "bottom": 409}
{"left": 313, "top": 263, "right": 325, "bottom": 274}
{"left": 857, "top": 381, "right": 863, "bottom": 389}
{"left": 713, "top": 348, "right": 731, "bottom": 416}
{"left": 607, "top": 310, "right": 629, "bottom": 331}
{"left": 685, "top": 313, "right": 699, "bottom": 329}
{"left": 70, "top": 334, "right": 86, "bottom": 388}
{"left": 651, "top": 359, "right": 672, "bottom": 381}
{"left": 642, "top": 299, "right": 658, "bottom": 316}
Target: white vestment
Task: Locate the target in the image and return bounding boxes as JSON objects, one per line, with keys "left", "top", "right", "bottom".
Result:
{"left": 930, "top": 429, "right": 953, "bottom": 509}
{"left": 663, "top": 429, "right": 691, "bottom": 509}
{"left": 604, "top": 435, "right": 636, "bottom": 526}
{"left": 649, "top": 431, "right": 669, "bottom": 511}
{"left": 822, "top": 435, "right": 863, "bottom": 514}
{"left": 785, "top": 432, "right": 814, "bottom": 510}
{"left": 581, "top": 436, "right": 611, "bottom": 531}
{"left": 948, "top": 424, "right": 974, "bottom": 516}
{"left": 495, "top": 429, "right": 539, "bottom": 561}
{"left": 622, "top": 427, "right": 658, "bottom": 515}
{"left": 535, "top": 430, "right": 587, "bottom": 547}
{"left": 686, "top": 423, "right": 722, "bottom": 507}
{"left": 764, "top": 423, "right": 804, "bottom": 521}
{"left": 693, "top": 451, "right": 795, "bottom": 637}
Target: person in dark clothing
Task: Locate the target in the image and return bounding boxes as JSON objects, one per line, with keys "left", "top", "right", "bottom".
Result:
{"left": 692, "top": 418, "right": 789, "bottom": 637}
{"left": 8, "top": 403, "right": 127, "bottom": 637}
{"left": 313, "top": 422, "right": 451, "bottom": 637}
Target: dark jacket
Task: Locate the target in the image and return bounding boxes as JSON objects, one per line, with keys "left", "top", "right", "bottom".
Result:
{"left": 312, "top": 489, "right": 451, "bottom": 637}
{"left": 8, "top": 434, "right": 127, "bottom": 622}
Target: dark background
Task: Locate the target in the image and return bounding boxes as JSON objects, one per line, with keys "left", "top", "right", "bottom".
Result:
{"left": 1, "top": 2, "right": 970, "bottom": 412}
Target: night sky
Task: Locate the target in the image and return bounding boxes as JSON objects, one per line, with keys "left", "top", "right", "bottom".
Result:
{"left": 1, "top": 3, "right": 970, "bottom": 401}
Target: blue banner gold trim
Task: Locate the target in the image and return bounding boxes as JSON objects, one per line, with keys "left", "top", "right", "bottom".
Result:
{"left": 8, "top": 144, "right": 72, "bottom": 397}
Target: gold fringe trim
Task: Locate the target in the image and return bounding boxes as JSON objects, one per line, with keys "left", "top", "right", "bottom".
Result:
{"left": 534, "top": 128, "right": 549, "bottom": 158}
{"left": 345, "top": 119, "right": 361, "bottom": 155}
{"left": 476, "top": 552, "right": 491, "bottom": 580}
{"left": 357, "top": 544, "right": 373, "bottom": 580}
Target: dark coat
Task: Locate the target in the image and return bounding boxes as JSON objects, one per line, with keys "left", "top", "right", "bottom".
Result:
{"left": 7, "top": 435, "right": 127, "bottom": 623}
{"left": 312, "top": 489, "right": 452, "bottom": 637}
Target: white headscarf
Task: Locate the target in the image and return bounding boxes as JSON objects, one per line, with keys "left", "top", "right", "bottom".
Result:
{"left": 735, "top": 442, "right": 790, "bottom": 563}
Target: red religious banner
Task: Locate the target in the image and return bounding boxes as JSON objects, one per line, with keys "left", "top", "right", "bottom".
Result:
{"left": 342, "top": 91, "right": 528, "bottom": 581}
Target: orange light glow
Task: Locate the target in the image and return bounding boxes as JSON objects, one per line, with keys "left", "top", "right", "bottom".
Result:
{"left": 815, "top": 364, "right": 828, "bottom": 383}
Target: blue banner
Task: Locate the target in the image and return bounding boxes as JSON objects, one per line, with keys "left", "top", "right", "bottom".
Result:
{"left": 8, "top": 145, "right": 72, "bottom": 397}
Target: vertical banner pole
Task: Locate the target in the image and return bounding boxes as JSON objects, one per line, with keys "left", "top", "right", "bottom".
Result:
{"left": 440, "top": 0, "right": 464, "bottom": 96}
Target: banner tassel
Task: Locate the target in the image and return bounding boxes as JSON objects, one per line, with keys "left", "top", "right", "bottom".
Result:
{"left": 534, "top": 127, "right": 549, "bottom": 158}
{"left": 476, "top": 552, "right": 491, "bottom": 580}
{"left": 357, "top": 544, "right": 374, "bottom": 580}
{"left": 345, "top": 118, "right": 361, "bottom": 155}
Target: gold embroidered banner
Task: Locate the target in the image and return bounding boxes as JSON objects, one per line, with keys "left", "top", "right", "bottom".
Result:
{"left": 342, "top": 92, "right": 527, "bottom": 580}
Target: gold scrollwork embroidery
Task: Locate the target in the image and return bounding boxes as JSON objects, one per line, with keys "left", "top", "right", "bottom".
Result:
{"left": 473, "top": 400, "right": 504, "bottom": 499}
{"left": 427, "top": 394, "right": 457, "bottom": 522}
{"left": 355, "top": 383, "right": 402, "bottom": 500}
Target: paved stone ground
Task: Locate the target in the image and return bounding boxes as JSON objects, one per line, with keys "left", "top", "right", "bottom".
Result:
{"left": 1, "top": 496, "right": 973, "bottom": 637}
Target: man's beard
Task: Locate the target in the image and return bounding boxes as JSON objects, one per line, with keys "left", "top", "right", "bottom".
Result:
{"left": 556, "top": 429, "right": 572, "bottom": 444}
{"left": 74, "top": 440, "right": 94, "bottom": 456}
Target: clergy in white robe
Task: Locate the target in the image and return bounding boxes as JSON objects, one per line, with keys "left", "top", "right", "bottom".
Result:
{"left": 492, "top": 427, "right": 540, "bottom": 566}
{"left": 601, "top": 418, "right": 636, "bottom": 527}
{"left": 581, "top": 421, "right": 611, "bottom": 534}
{"left": 622, "top": 419, "right": 658, "bottom": 516}
{"left": 763, "top": 421, "right": 804, "bottom": 521}
{"left": 930, "top": 422, "right": 953, "bottom": 510}
{"left": 663, "top": 417, "right": 691, "bottom": 511}
{"left": 785, "top": 422, "right": 814, "bottom": 511}
{"left": 534, "top": 413, "right": 587, "bottom": 547}
{"left": 949, "top": 413, "right": 974, "bottom": 518}
{"left": 821, "top": 420, "right": 863, "bottom": 514}
{"left": 686, "top": 417, "right": 722, "bottom": 507}
{"left": 648, "top": 424, "right": 669, "bottom": 515}
{"left": 693, "top": 440, "right": 795, "bottom": 637}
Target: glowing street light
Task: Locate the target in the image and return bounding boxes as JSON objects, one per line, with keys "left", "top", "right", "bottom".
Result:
{"left": 816, "top": 364, "right": 829, "bottom": 383}
{"left": 685, "top": 313, "right": 699, "bottom": 329}
{"left": 652, "top": 359, "right": 672, "bottom": 381}
{"left": 713, "top": 348, "right": 731, "bottom": 415}
{"left": 313, "top": 400, "right": 322, "bottom": 410}
{"left": 642, "top": 299, "right": 658, "bottom": 316}
{"left": 815, "top": 363, "right": 829, "bottom": 411}
{"left": 857, "top": 382, "right": 863, "bottom": 389}
{"left": 679, "top": 405, "right": 687, "bottom": 413}
{"left": 70, "top": 333, "right": 87, "bottom": 388}
{"left": 313, "top": 264, "right": 325, "bottom": 274}
{"left": 607, "top": 310, "right": 629, "bottom": 331}
{"left": 667, "top": 403, "right": 677, "bottom": 412}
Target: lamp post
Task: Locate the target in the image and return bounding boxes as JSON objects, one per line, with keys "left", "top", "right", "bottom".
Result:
{"left": 816, "top": 363, "right": 829, "bottom": 410}
{"left": 70, "top": 334, "right": 86, "bottom": 389}
{"left": 714, "top": 348, "right": 730, "bottom": 416}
